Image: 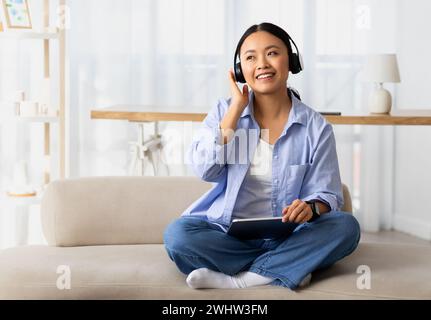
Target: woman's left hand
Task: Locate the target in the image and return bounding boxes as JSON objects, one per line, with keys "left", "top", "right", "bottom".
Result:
{"left": 282, "top": 199, "right": 313, "bottom": 224}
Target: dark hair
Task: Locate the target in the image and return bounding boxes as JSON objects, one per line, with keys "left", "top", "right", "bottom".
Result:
{"left": 234, "top": 22, "right": 296, "bottom": 72}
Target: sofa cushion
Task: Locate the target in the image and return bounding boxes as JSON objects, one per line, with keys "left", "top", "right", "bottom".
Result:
{"left": 1, "top": 242, "right": 430, "bottom": 299}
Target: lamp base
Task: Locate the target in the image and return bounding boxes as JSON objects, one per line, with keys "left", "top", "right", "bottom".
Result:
{"left": 369, "top": 84, "right": 392, "bottom": 114}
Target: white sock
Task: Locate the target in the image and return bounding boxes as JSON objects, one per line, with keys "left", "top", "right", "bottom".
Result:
{"left": 186, "top": 268, "right": 273, "bottom": 289}
{"left": 186, "top": 268, "right": 237, "bottom": 289}
{"left": 232, "top": 271, "right": 274, "bottom": 288}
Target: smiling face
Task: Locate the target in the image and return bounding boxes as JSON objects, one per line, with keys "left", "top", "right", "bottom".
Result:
{"left": 240, "top": 31, "right": 290, "bottom": 95}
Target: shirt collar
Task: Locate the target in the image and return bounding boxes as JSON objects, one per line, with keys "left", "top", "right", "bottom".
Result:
{"left": 240, "top": 88, "right": 308, "bottom": 128}
{"left": 286, "top": 92, "right": 307, "bottom": 127}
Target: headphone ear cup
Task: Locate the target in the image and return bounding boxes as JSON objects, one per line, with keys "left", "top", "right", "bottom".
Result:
{"left": 289, "top": 53, "right": 303, "bottom": 74}
{"left": 234, "top": 62, "right": 246, "bottom": 83}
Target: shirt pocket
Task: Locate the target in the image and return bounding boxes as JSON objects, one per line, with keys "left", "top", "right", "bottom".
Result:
{"left": 283, "top": 164, "right": 309, "bottom": 201}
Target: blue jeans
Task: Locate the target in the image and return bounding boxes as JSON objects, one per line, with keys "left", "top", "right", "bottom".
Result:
{"left": 163, "top": 211, "right": 361, "bottom": 289}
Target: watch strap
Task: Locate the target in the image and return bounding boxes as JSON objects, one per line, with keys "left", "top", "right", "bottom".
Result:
{"left": 306, "top": 201, "right": 321, "bottom": 222}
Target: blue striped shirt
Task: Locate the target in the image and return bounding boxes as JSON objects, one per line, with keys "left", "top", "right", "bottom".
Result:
{"left": 182, "top": 89, "right": 344, "bottom": 228}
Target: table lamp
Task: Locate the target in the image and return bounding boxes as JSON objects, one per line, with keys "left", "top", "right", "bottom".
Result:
{"left": 362, "top": 54, "right": 401, "bottom": 114}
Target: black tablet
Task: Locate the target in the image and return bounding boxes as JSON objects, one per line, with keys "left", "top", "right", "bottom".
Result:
{"left": 227, "top": 217, "right": 299, "bottom": 240}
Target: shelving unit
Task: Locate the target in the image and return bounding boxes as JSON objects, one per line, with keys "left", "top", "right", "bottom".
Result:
{"left": 1, "top": 0, "right": 67, "bottom": 187}
{"left": 0, "top": 0, "right": 67, "bottom": 247}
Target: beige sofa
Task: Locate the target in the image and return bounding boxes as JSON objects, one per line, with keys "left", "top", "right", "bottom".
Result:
{"left": 0, "top": 176, "right": 430, "bottom": 299}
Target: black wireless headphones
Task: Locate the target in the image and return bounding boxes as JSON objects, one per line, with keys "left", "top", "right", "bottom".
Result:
{"left": 234, "top": 33, "right": 304, "bottom": 83}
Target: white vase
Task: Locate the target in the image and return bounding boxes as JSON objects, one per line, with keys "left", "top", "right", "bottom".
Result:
{"left": 369, "top": 83, "right": 392, "bottom": 114}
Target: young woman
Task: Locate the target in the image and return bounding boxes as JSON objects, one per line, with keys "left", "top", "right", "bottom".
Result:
{"left": 164, "top": 22, "right": 360, "bottom": 290}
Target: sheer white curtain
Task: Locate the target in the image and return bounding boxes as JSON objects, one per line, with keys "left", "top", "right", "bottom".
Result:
{"left": 0, "top": 0, "right": 403, "bottom": 248}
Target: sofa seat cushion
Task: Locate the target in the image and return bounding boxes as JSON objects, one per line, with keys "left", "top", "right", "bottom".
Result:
{"left": 0, "top": 243, "right": 430, "bottom": 299}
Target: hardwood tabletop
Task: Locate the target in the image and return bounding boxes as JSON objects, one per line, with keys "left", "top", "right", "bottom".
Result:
{"left": 91, "top": 105, "right": 208, "bottom": 122}
{"left": 324, "top": 109, "right": 431, "bottom": 125}
{"left": 91, "top": 105, "right": 431, "bottom": 125}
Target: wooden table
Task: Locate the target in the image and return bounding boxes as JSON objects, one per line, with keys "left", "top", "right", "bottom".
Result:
{"left": 91, "top": 106, "right": 431, "bottom": 125}
{"left": 91, "top": 106, "right": 431, "bottom": 176}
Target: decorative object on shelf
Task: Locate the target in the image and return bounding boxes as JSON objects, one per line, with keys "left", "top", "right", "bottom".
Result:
{"left": 19, "top": 101, "right": 39, "bottom": 116}
{"left": 1, "top": 0, "right": 32, "bottom": 29}
{"left": 13, "top": 81, "right": 58, "bottom": 118}
{"left": 6, "top": 161, "right": 37, "bottom": 197}
{"left": 362, "top": 54, "right": 401, "bottom": 114}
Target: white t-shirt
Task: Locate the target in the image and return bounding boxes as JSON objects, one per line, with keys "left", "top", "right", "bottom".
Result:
{"left": 232, "top": 138, "right": 274, "bottom": 219}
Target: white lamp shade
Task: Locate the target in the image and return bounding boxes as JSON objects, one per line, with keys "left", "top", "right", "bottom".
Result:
{"left": 362, "top": 54, "right": 401, "bottom": 83}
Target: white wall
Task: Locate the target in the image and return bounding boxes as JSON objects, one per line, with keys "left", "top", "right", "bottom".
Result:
{"left": 393, "top": 0, "right": 431, "bottom": 240}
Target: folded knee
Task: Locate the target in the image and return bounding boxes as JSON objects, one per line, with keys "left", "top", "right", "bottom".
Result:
{"left": 331, "top": 212, "right": 361, "bottom": 247}
{"left": 163, "top": 217, "right": 205, "bottom": 251}
{"left": 164, "top": 218, "right": 189, "bottom": 251}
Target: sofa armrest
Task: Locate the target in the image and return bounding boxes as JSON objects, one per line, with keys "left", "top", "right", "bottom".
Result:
{"left": 342, "top": 184, "right": 353, "bottom": 213}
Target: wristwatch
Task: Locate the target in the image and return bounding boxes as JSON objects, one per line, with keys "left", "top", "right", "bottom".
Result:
{"left": 306, "top": 201, "right": 321, "bottom": 222}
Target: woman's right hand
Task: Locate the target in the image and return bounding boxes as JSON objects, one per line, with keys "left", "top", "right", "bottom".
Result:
{"left": 228, "top": 69, "right": 249, "bottom": 111}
